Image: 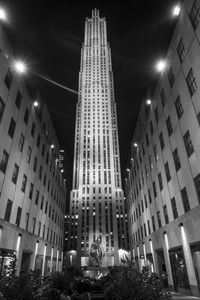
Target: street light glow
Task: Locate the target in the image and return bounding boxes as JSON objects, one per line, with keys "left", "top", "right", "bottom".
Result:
{"left": 155, "top": 59, "right": 166, "bottom": 73}
{"left": 33, "top": 100, "right": 39, "bottom": 107}
{"left": 133, "top": 142, "right": 138, "bottom": 148}
{"left": 173, "top": 5, "right": 181, "bottom": 16}
{"left": 0, "top": 8, "right": 7, "bottom": 21}
{"left": 13, "top": 60, "right": 27, "bottom": 74}
{"left": 146, "top": 99, "right": 151, "bottom": 105}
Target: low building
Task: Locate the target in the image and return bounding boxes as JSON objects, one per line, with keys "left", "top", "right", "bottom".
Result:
{"left": 125, "top": 0, "right": 200, "bottom": 297}
{"left": 0, "top": 24, "right": 67, "bottom": 275}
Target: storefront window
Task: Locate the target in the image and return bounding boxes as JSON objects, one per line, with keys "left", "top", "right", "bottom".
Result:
{"left": 0, "top": 249, "right": 16, "bottom": 277}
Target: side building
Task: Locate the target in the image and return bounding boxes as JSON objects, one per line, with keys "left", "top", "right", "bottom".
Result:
{"left": 125, "top": 0, "right": 200, "bottom": 297}
{"left": 0, "top": 25, "right": 67, "bottom": 275}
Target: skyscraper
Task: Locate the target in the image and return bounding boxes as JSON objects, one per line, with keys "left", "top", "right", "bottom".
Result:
{"left": 68, "top": 9, "right": 128, "bottom": 269}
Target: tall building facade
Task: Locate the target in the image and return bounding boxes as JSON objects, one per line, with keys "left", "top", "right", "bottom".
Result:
{"left": 125, "top": 0, "right": 200, "bottom": 297}
{"left": 0, "top": 24, "right": 67, "bottom": 275}
{"left": 68, "top": 9, "right": 128, "bottom": 268}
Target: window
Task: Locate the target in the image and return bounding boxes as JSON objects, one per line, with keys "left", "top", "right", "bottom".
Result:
{"left": 32, "top": 218, "right": 36, "bottom": 234}
{"left": 153, "top": 144, "right": 158, "bottom": 161}
{"left": 39, "top": 166, "right": 42, "bottom": 180}
{"left": 160, "top": 88, "right": 166, "bottom": 107}
{"left": 158, "top": 173, "right": 163, "bottom": 190}
{"left": 12, "top": 163, "right": 19, "bottom": 184}
{"left": 177, "top": 38, "right": 186, "bottom": 63}
{"left": 15, "top": 90, "right": 22, "bottom": 109}
{"left": 31, "top": 122, "right": 35, "bottom": 137}
{"left": 152, "top": 216, "right": 156, "bottom": 231}
{"left": 18, "top": 133, "right": 25, "bottom": 152}
{"left": 21, "top": 174, "right": 27, "bottom": 192}
{"left": 164, "top": 162, "right": 171, "bottom": 182}
{"left": 150, "top": 121, "right": 154, "bottom": 136}
{"left": 157, "top": 211, "right": 162, "bottom": 228}
{"left": 149, "top": 155, "right": 153, "bottom": 170}
{"left": 42, "top": 144, "right": 45, "bottom": 157}
{"left": 33, "top": 157, "right": 37, "bottom": 172}
{"left": 194, "top": 174, "right": 200, "bottom": 203}
{"left": 0, "top": 97, "right": 5, "bottom": 122}
{"left": 25, "top": 212, "right": 29, "bottom": 230}
{"left": 27, "top": 146, "right": 32, "bottom": 163}
{"left": 45, "top": 201, "right": 48, "bottom": 214}
{"left": 153, "top": 181, "right": 157, "bottom": 198}
{"left": 173, "top": 148, "right": 181, "bottom": 171}
{"left": 41, "top": 196, "right": 44, "bottom": 210}
{"left": 29, "top": 183, "right": 34, "bottom": 199}
{"left": 38, "top": 222, "right": 41, "bottom": 237}
{"left": 190, "top": 0, "right": 200, "bottom": 30}
{"left": 168, "top": 67, "right": 175, "bottom": 88}
{"left": 175, "top": 95, "right": 183, "bottom": 119}
{"left": 36, "top": 134, "right": 41, "bottom": 148}
{"left": 166, "top": 116, "right": 173, "bottom": 136}
{"left": 171, "top": 197, "right": 178, "bottom": 219}
{"left": 4, "top": 199, "right": 12, "bottom": 222}
{"left": 159, "top": 132, "right": 165, "bottom": 150}
{"left": 35, "top": 190, "right": 39, "bottom": 205}
{"left": 183, "top": 130, "right": 194, "bottom": 157}
{"left": 15, "top": 207, "right": 22, "bottom": 227}
{"left": 148, "top": 189, "right": 152, "bottom": 203}
{"left": 8, "top": 117, "right": 16, "bottom": 138}
{"left": 24, "top": 108, "right": 29, "bottom": 124}
{"left": 181, "top": 187, "right": 190, "bottom": 213}
{"left": 163, "top": 205, "right": 169, "bottom": 224}
{"left": 0, "top": 150, "right": 9, "bottom": 174}
{"left": 186, "top": 68, "right": 197, "bottom": 96}
{"left": 154, "top": 107, "right": 159, "bottom": 123}
{"left": 4, "top": 68, "right": 13, "bottom": 89}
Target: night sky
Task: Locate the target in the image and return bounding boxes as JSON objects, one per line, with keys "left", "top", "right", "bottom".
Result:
{"left": 2, "top": 0, "right": 177, "bottom": 190}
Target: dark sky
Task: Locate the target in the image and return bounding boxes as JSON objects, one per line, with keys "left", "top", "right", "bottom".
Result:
{"left": 2, "top": 0, "right": 177, "bottom": 190}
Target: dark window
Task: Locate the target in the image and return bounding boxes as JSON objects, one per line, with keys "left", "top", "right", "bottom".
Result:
{"left": 153, "top": 144, "right": 158, "bottom": 161}
{"left": 177, "top": 38, "right": 186, "bottom": 63}
{"left": 0, "top": 150, "right": 9, "bottom": 174}
{"left": 4, "top": 199, "right": 12, "bottom": 222}
{"left": 159, "top": 132, "right": 165, "bottom": 150}
{"left": 148, "top": 189, "right": 152, "bottom": 203}
{"left": 150, "top": 121, "right": 154, "bottom": 136}
{"left": 39, "top": 166, "right": 42, "bottom": 180}
{"left": 163, "top": 205, "right": 169, "bottom": 224}
{"left": 42, "top": 144, "right": 45, "bottom": 157}
{"left": 24, "top": 108, "right": 29, "bottom": 124}
{"left": 8, "top": 117, "right": 16, "bottom": 138}
{"left": 194, "top": 174, "right": 200, "bottom": 203}
{"left": 38, "top": 222, "right": 41, "bottom": 237}
{"left": 36, "top": 134, "right": 41, "bottom": 148}
{"left": 183, "top": 130, "right": 194, "bottom": 157}
{"left": 154, "top": 107, "right": 159, "bottom": 123}
{"left": 25, "top": 212, "right": 29, "bottom": 230}
{"left": 15, "top": 207, "right": 22, "bottom": 227}
{"left": 43, "top": 173, "right": 46, "bottom": 186}
{"left": 41, "top": 196, "right": 44, "bottom": 210}
{"left": 21, "top": 174, "right": 27, "bottom": 192}
{"left": 175, "top": 95, "right": 184, "bottom": 119}
{"left": 168, "top": 66, "right": 175, "bottom": 88}
{"left": 42, "top": 225, "right": 46, "bottom": 239}
{"left": 141, "top": 199, "right": 144, "bottom": 212}
{"left": 171, "top": 197, "right": 178, "bottom": 219}
{"left": 186, "top": 68, "right": 197, "bottom": 96}
{"left": 173, "top": 148, "right": 181, "bottom": 171}
{"left": 4, "top": 68, "right": 13, "bottom": 89}
{"left": 35, "top": 190, "right": 39, "bottom": 205}
{"left": 160, "top": 88, "right": 166, "bottom": 107}
{"left": 166, "top": 116, "right": 173, "bottom": 136}
{"left": 164, "top": 162, "right": 171, "bottom": 182}
{"left": 46, "top": 152, "right": 49, "bottom": 165}
{"left": 190, "top": 0, "right": 200, "bottom": 29}
{"left": 33, "top": 157, "right": 37, "bottom": 172}
{"left": 31, "top": 122, "right": 35, "bottom": 137}
{"left": 144, "top": 194, "right": 148, "bottom": 208}
{"left": 27, "top": 146, "right": 32, "bottom": 163}
{"left": 181, "top": 187, "right": 190, "bottom": 213}
{"left": 147, "top": 220, "right": 151, "bottom": 234}
{"left": 152, "top": 216, "right": 156, "bottom": 231}
{"left": 15, "top": 90, "right": 22, "bottom": 109}
{"left": 45, "top": 201, "right": 48, "bottom": 214}
{"left": 18, "top": 133, "right": 25, "bottom": 152}
{"left": 157, "top": 211, "right": 162, "bottom": 228}
{"left": 158, "top": 173, "right": 163, "bottom": 191}
{"left": 153, "top": 181, "right": 157, "bottom": 198}
{"left": 0, "top": 97, "right": 5, "bottom": 122}
{"left": 32, "top": 218, "right": 36, "bottom": 234}
{"left": 29, "top": 183, "right": 34, "bottom": 199}
{"left": 12, "top": 163, "right": 19, "bottom": 184}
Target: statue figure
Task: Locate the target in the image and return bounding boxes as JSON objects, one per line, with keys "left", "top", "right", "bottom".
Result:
{"left": 89, "top": 236, "right": 105, "bottom": 266}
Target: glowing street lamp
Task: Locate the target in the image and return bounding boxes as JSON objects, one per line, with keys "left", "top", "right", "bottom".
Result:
{"left": 133, "top": 142, "right": 138, "bottom": 148}
{"left": 13, "top": 60, "right": 27, "bottom": 74}
{"left": 0, "top": 7, "right": 7, "bottom": 21}
{"left": 173, "top": 5, "right": 181, "bottom": 17}
{"left": 146, "top": 99, "right": 151, "bottom": 105}
{"left": 33, "top": 100, "right": 39, "bottom": 107}
{"left": 155, "top": 59, "right": 167, "bottom": 73}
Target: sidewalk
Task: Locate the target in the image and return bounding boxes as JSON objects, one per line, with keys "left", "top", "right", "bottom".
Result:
{"left": 170, "top": 292, "right": 200, "bottom": 300}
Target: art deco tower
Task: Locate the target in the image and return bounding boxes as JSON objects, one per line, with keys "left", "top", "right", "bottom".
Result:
{"left": 68, "top": 9, "right": 128, "bottom": 268}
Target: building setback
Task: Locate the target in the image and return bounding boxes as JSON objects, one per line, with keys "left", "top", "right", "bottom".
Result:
{"left": 0, "top": 24, "right": 67, "bottom": 275}
{"left": 125, "top": 0, "right": 200, "bottom": 297}
{"left": 67, "top": 9, "right": 128, "bottom": 269}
